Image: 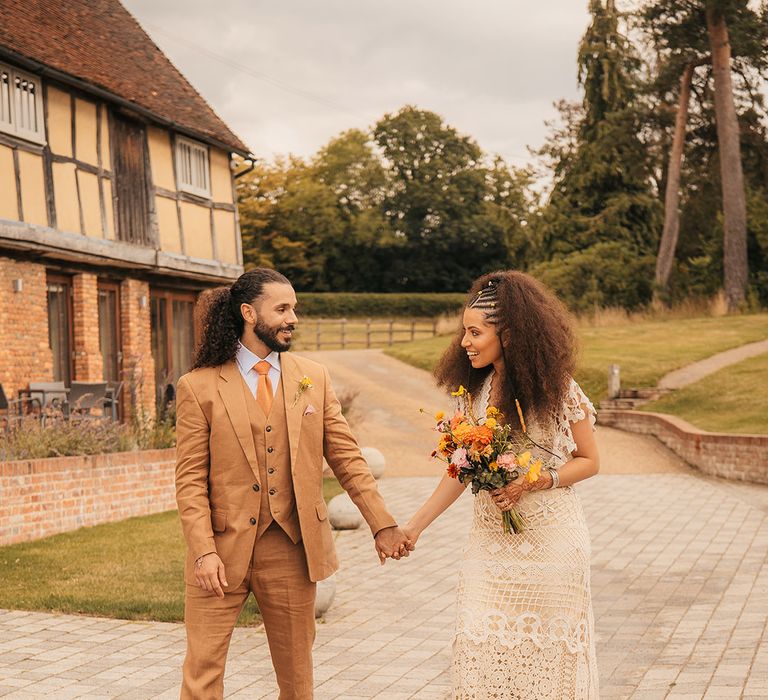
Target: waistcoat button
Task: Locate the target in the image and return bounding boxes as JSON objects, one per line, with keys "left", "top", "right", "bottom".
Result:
{"left": 267, "top": 447, "right": 274, "bottom": 453}
{"left": 249, "top": 517, "right": 257, "bottom": 525}
{"left": 268, "top": 467, "right": 275, "bottom": 474}
{"left": 266, "top": 426, "right": 272, "bottom": 432}
{"left": 252, "top": 483, "right": 259, "bottom": 492}
{"left": 269, "top": 488, "right": 276, "bottom": 496}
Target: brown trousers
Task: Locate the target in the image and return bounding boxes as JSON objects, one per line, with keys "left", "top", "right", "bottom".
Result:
{"left": 181, "top": 523, "right": 316, "bottom": 700}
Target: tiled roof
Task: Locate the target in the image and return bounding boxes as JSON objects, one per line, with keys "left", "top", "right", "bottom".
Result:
{"left": 0, "top": 0, "right": 249, "bottom": 154}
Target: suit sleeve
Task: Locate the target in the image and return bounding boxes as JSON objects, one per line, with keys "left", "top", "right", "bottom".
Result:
{"left": 321, "top": 366, "right": 397, "bottom": 536}
{"left": 174, "top": 374, "right": 216, "bottom": 561}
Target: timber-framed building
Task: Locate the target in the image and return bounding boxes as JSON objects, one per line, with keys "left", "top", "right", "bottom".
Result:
{"left": 0, "top": 0, "right": 250, "bottom": 416}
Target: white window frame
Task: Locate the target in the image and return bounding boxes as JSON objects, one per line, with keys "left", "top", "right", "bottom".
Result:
{"left": 0, "top": 63, "right": 46, "bottom": 145}
{"left": 175, "top": 135, "right": 211, "bottom": 198}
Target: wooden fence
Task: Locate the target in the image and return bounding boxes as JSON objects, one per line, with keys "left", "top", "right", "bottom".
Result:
{"left": 293, "top": 318, "right": 439, "bottom": 351}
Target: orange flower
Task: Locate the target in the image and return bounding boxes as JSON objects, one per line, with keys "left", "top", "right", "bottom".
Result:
{"left": 452, "top": 422, "right": 474, "bottom": 444}
{"left": 450, "top": 411, "right": 467, "bottom": 431}
{"left": 466, "top": 425, "right": 494, "bottom": 447}
{"left": 447, "top": 464, "right": 460, "bottom": 479}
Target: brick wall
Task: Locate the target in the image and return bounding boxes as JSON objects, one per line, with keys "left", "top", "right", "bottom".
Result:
{"left": 72, "top": 272, "right": 103, "bottom": 381}
{"left": 0, "top": 257, "right": 52, "bottom": 398}
{"left": 0, "top": 448, "right": 176, "bottom": 546}
{"left": 599, "top": 409, "right": 768, "bottom": 484}
{"left": 120, "top": 279, "right": 156, "bottom": 419}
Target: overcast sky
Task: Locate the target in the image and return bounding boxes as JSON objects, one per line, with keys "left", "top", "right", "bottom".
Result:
{"left": 122, "top": 1, "right": 592, "bottom": 167}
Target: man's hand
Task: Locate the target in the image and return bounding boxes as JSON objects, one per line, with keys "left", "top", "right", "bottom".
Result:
{"left": 194, "top": 552, "right": 228, "bottom": 598}
{"left": 374, "top": 525, "right": 414, "bottom": 564}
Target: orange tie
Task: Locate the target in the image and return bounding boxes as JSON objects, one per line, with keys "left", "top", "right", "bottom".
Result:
{"left": 254, "top": 360, "right": 274, "bottom": 415}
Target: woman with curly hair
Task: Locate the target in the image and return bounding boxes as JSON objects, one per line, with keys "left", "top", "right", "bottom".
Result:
{"left": 404, "top": 270, "right": 600, "bottom": 699}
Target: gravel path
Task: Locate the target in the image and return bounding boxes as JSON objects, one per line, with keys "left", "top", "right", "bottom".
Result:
{"left": 658, "top": 338, "right": 768, "bottom": 390}
{"left": 301, "top": 349, "right": 693, "bottom": 477}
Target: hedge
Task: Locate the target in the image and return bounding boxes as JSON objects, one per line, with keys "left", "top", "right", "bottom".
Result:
{"left": 295, "top": 293, "right": 467, "bottom": 317}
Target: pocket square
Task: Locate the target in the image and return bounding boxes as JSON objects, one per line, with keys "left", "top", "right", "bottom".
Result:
{"left": 303, "top": 404, "right": 317, "bottom": 416}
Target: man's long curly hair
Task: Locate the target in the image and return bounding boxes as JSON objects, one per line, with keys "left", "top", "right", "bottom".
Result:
{"left": 434, "top": 270, "right": 577, "bottom": 428}
{"left": 191, "top": 268, "right": 291, "bottom": 369}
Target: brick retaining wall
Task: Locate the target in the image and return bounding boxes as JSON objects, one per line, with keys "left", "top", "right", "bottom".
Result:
{"left": 599, "top": 410, "right": 768, "bottom": 484}
{"left": 0, "top": 448, "right": 176, "bottom": 546}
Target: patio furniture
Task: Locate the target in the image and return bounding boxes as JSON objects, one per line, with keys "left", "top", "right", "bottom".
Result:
{"left": 25, "top": 381, "right": 69, "bottom": 411}
{"left": 103, "top": 380, "right": 124, "bottom": 421}
{"left": 68, "top": 381, "right": 109, "bottom": 420}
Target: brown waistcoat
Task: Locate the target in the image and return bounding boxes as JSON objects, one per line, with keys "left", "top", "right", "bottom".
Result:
{"left": 241, "top": 375, "right": 301, "bottom": 543}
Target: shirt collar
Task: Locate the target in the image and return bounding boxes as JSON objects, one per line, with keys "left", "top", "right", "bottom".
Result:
{"left": 236, "top": 342, "right": 281, "bottom": 373}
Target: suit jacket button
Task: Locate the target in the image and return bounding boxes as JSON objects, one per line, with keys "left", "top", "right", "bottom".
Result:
{"left": 268, "top": 467, "right": 275, "bottom": 474}
{"left": 266, "top": 425, "right": 272, "bottom": 432}
{"left": 252, "top": 483, "right": 259, "bottom": 492}
{"left": 249, "top": 517, "right": 257, "bottom": 525}
{"left": 269, "top": 488, "right": 276, "bottom": 496}
{"left": 267, "top": 447, "right": 274, "bottom": 453}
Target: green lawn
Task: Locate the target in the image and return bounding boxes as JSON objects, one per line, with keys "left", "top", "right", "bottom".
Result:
{"left": 639, "top": 352, "right": 768, "bottom": 434}
{"left": 385, "top": 313, "right": 768, "bottom": 405}
{"left": 0, "top": 478, "right": 344, "bottom": 623}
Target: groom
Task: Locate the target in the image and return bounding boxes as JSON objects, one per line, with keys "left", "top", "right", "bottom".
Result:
{"left": 175, "top": 268, "right": 411, "bottom": 699}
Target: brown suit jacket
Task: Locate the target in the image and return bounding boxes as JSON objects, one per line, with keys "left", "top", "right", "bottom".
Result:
{"left": 175, "top": 352, "right": 397, "bottom": 586}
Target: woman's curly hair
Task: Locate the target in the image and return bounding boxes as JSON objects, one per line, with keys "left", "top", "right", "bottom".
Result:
{"left": 192, "top": 268, "right": 290, "bottom": 369}
{"left": 434, "top": 270, "right": 577, "bottom": 428}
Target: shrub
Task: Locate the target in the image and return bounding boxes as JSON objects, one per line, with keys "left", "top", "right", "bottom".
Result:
{"left": 0, "top": 411, "right": 176, "bottom": 462}
{"left": 295, "top": 292, "right": 466, "bottom": 317}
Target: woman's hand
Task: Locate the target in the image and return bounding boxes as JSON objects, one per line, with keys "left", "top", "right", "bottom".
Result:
{"left": 490, "top": 480, "right": 526, "bottom": 511}
{"left": 491, "top": 471, "right": 553, "bottom": 511}
{"left": 402, "top": 523, "right": 422, "bottom": 547}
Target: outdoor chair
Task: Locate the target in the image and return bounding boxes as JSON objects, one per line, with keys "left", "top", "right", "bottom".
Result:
{"left": 0, "top": 383, "right": 32, "bottom": 432}
{"left": 26, "top": 381, "right": 68, "bottom": 411}
{"left": 103, "top": 380, "right": 124, "bottom": 421}
{"left": 68, "top": 381, "right": 109, "bottom": 420}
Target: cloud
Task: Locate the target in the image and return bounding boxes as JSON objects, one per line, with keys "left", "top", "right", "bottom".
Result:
{"left": 124, "top": 0, "right": 591, "bottom": 164}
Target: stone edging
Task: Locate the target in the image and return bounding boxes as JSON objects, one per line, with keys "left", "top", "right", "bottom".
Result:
{"left": 598, "top": 410, "right": 768, "bottom": 485}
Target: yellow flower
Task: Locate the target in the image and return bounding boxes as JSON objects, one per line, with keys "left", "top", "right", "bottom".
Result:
{"left": 485, "top": 417, "right": 498, "bottom": 430}
{"left": 435, "top": 411, "right": 445, "bottom": 421}
{"left": 451, "top": 385, "right": 466, "bottom": 397}
{"left": 486, "top": 406, "right": 500, "bottom": 418}
{"left": 516, "top": 451, "right": 531, "bottom": 468}
{"left": 488, "top": 461, "right": 499, "bottom": 472}
{"left": 299, "top": 376, "right": 313, "bottom": 390}
{"left": 525, "top": 458, "right": 543, "bottom": 483}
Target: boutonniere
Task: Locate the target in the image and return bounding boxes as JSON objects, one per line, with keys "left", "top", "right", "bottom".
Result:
{"left": 292, "top": 376, "right": 313, "bottom": 407}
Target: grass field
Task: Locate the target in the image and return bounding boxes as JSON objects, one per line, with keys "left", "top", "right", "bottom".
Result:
{"left": 639, "top": 352, "right": 768, "bottom": 434}
{"left": 385, "top": 313, "right": 768, "bottom": 406}
{"left": 0, "top": 478, "right": 344, "bottom": 624}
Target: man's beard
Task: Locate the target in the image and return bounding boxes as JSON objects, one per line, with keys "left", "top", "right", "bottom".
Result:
{"left": 254, "top": 318, "right": 295, "bottom": 353}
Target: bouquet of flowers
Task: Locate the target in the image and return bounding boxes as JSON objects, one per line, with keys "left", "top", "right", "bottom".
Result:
{"left": 427, "top": 385, "right": 557, "bottom": 534}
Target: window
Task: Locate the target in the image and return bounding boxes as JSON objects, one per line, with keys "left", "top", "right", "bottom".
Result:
{"left": 98, "top": 282, "right": 122, "bottom": 383}
{"left": 175, "top": 136, "right": 210, "bottom": 197}
{"left": 151, "top": 289, "right": 197, "bottom": 408}
{"left": 47, "top": 275, "right": 74, "bottom": 385}
{"left": 0, "top": 63, "right": 45, "bottom": 144}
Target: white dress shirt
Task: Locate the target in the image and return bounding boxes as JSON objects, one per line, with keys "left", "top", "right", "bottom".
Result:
{"left": 235, "top": 343, "right": 281, "bottom": 398}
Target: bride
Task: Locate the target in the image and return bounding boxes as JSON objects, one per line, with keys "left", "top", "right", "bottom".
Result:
{"left": 404, "top": 270, "right": 600, "bottom": 699}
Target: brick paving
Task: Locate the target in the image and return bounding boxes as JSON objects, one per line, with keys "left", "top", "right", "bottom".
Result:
{"left": 1, "top": 472, "right": 768, "bottom": 699}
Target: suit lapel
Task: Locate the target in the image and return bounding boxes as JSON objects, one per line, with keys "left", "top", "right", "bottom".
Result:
{"left": 218, "top": 360, "right": 260, "bottom": 481}
{"left": 281, "top": 353, "right": 306, "bottom": 469}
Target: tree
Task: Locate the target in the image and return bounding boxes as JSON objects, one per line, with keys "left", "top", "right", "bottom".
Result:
{"left": 535, "top": 0, "right": 662, "bottom": 309}
{"left": 642, "top": 0, "right": 768, "bottom": 309}
{"left": 373, "top": 106, "right": 520, "bottom": 291}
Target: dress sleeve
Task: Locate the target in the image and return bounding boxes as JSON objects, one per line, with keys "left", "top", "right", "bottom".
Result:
{"left": 564, "top": 378, "right": 597, "bottom": 430}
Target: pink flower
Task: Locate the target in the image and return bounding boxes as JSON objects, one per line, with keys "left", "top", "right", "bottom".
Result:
{"left": 497, "top": 452, "right": 517, "bottom": 471}
{"left": 451, "top": 447, "right": 469, "bottom": 469}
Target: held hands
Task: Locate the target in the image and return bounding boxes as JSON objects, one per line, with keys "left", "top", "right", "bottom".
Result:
{"left": 374, "top": 525, "right": 415, "bottom": 565}
{"left": 491, "top": 470, "right": 553, "bottom": 512}
{"left": 194, "top": 552, "right": 228, "bottom": 598}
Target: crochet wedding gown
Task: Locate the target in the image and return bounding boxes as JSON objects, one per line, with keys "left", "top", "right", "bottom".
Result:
{"left": 452, "top": 375, "right": 599, "bottom": 699}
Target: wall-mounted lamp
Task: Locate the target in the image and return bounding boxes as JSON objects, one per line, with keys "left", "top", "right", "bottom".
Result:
{"left": 139, "top": 294, "right": 148, "bottom": 309}
{"left": 12, "top": 279, "right": 23, "bottom": 293}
